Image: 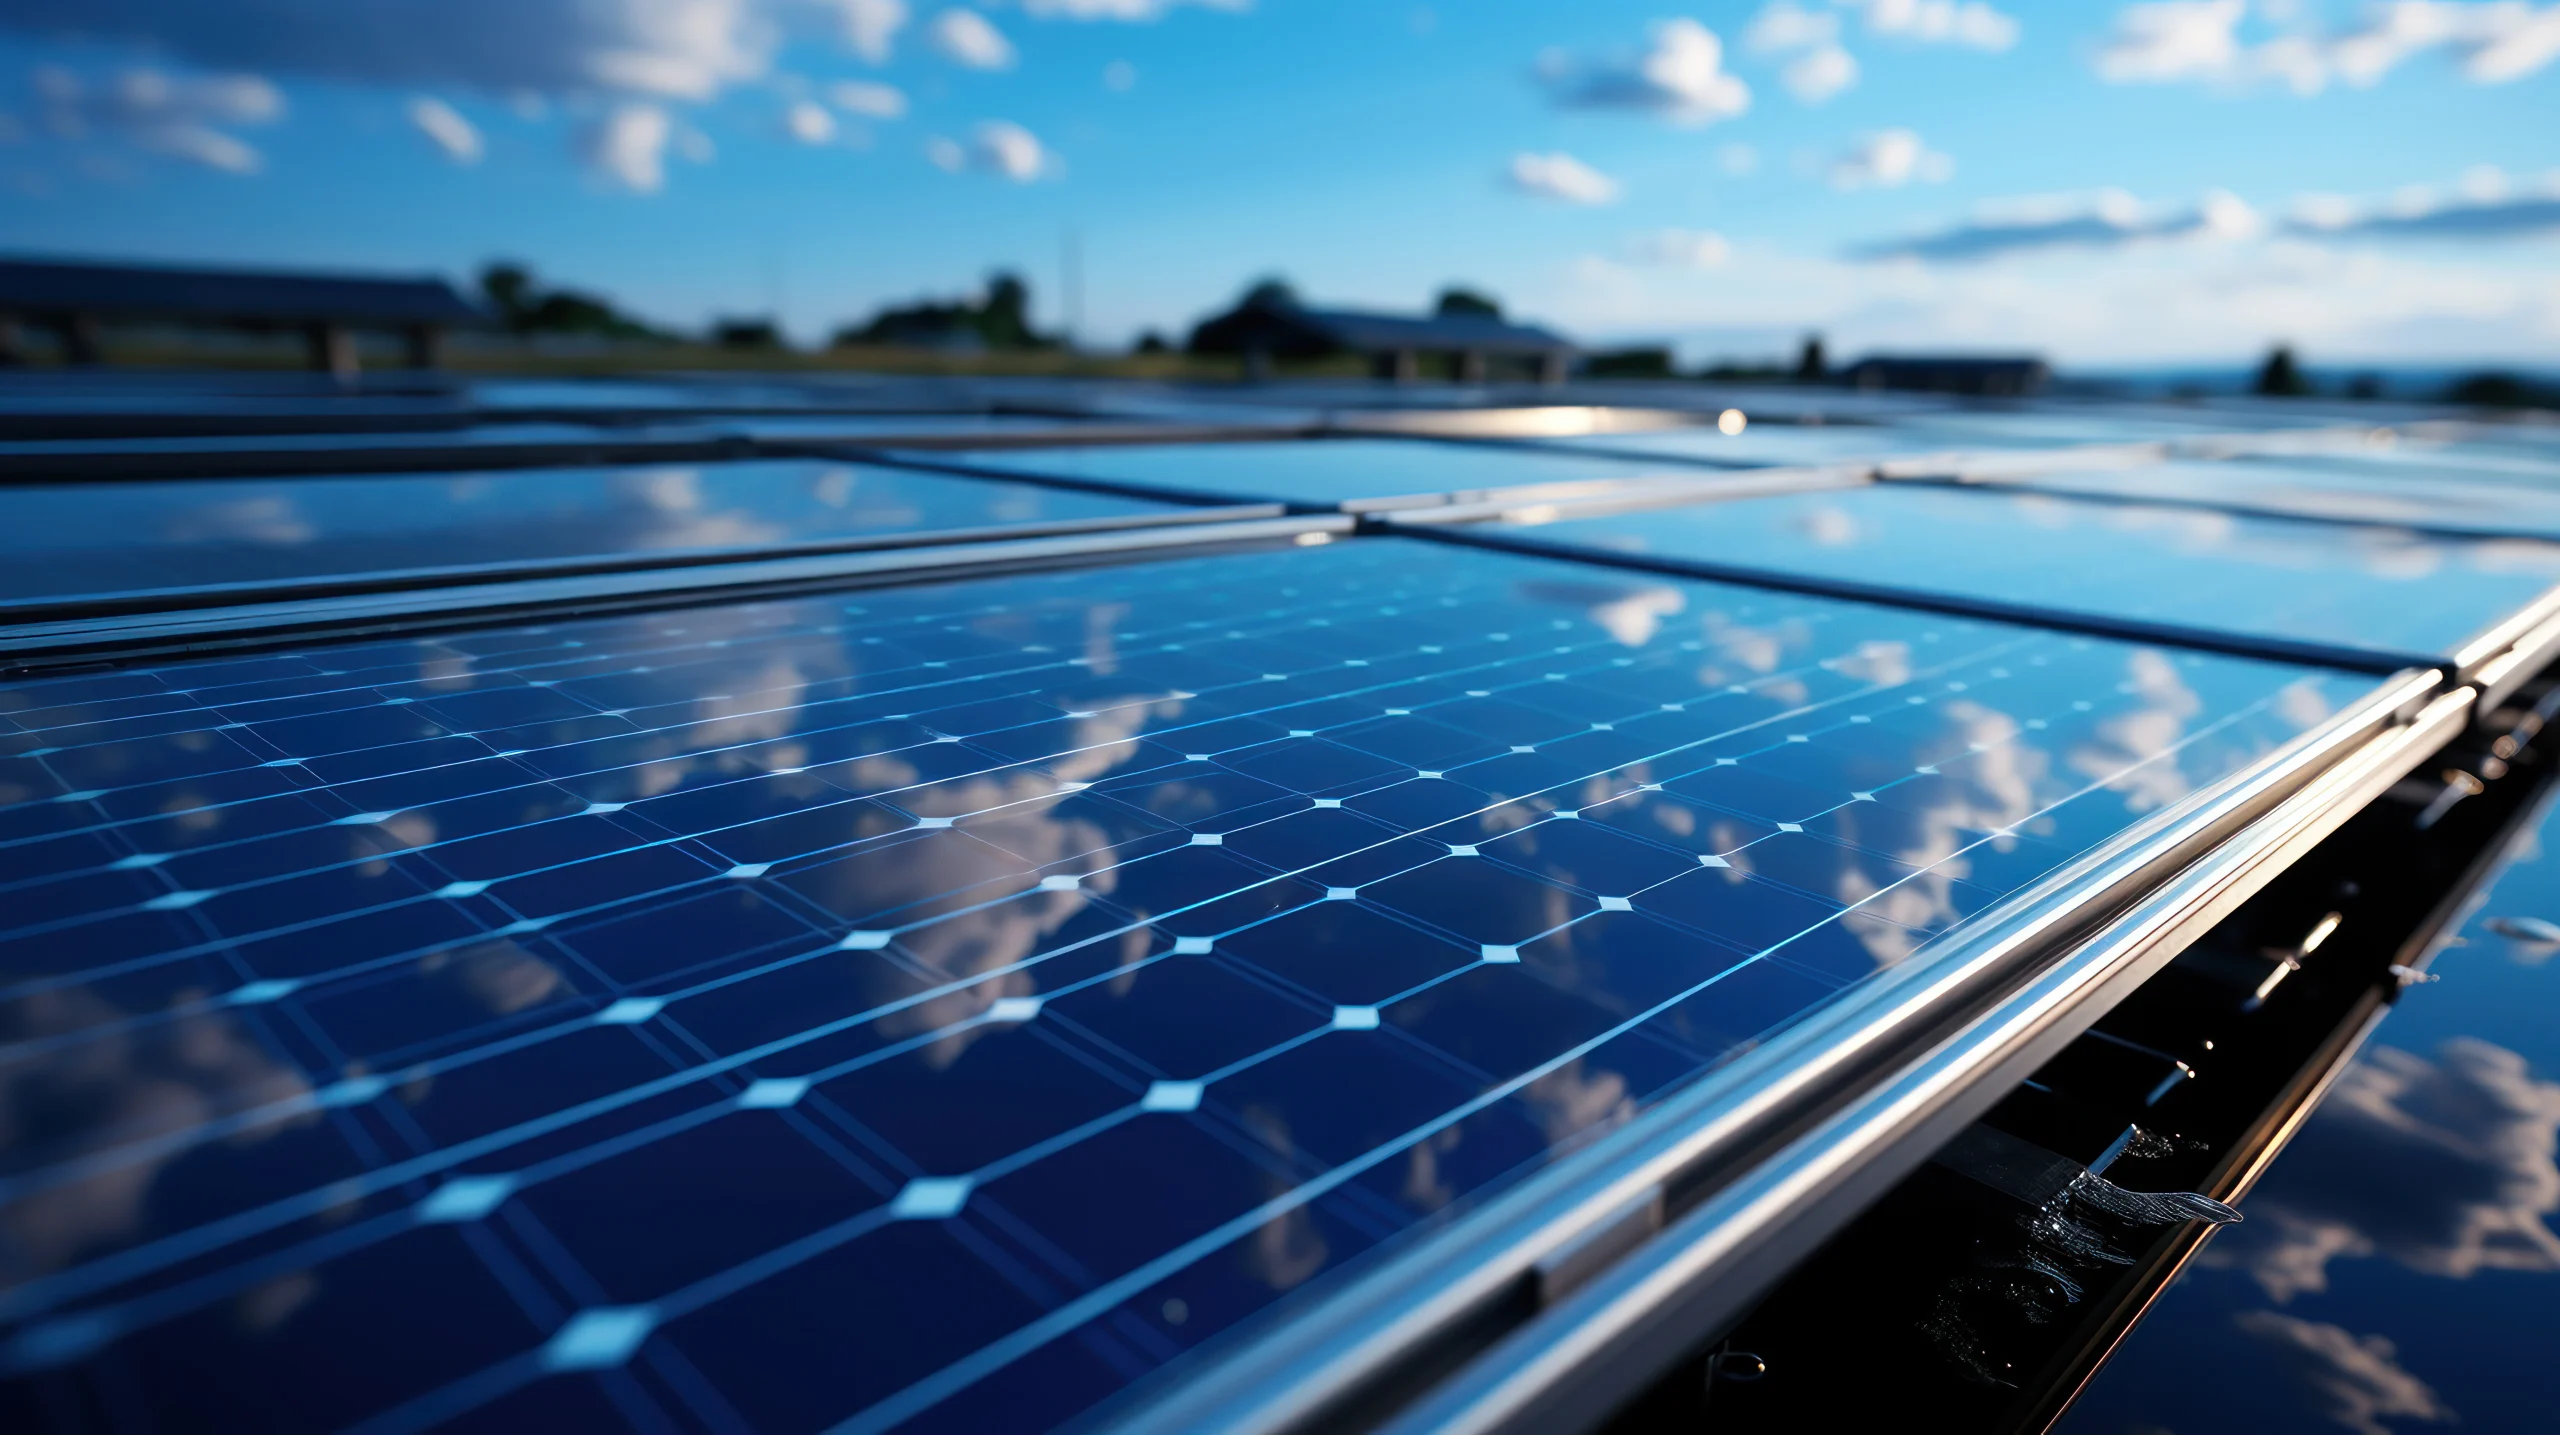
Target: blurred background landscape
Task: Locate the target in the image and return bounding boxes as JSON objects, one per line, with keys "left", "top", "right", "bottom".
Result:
{"left": 0, "top": 1, "right": 2554, "bottom": 399}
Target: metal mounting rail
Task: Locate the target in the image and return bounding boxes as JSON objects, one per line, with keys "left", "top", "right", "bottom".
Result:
{"left": 0, "top": 513, "right": 1353, "bottom": 669}
{"left": 0, "top": 503, "right": 1286, "bottom": 627}
{"left": 1105, "top": 670, "right": 2459, "bottom": 1435}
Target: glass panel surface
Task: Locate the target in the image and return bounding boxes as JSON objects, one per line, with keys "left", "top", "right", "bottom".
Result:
{"left": 1478, "top": 484, "right": 2560, "bottom": 665}
{"left": 2010, "top": 455, "right": 2560, "bottom": 540}
{"left": 2058, "top": 768, "right": 2560, "bottom": 1435}
{"left": 0, "top": 461, "right": 1199, "bottom": 604}
{"left": 0, "top": 421, "right": 721, "bottom": 465}
{"left": 906, "top": 437, "right": 1696, "bottom": 509}
{"left": 0, "top": 538, "right": 2371, "bottom": 1432}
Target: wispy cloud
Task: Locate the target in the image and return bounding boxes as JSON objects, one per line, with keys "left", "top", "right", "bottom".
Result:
{"left": 1743, "top": 0, "right": 2016, "bottom": 104}
{"left": 1829, "top": 128, "right": 1951, "bottom": 189}
{"left": 1541, "top": 19, "right": 1751, "bottom": 126}
{"left": 2287, "top": 170, "right": 2560, "bottom": 240}
{"left": 29, "top": 64, "right": 282, "bottom": 174}
{"left": 784, "top": 98, "right": 837, "bottom": 144}
{"left": 2095, "top": 0, "right": 2560, "bottom": 93}
{"left": 1844, "top": 0, "right": 2019, "bottom": 51}
{"left": 407, "top": 96, "right": 482, "bottom": 164}
{"left": 1856, "top": 188, "right": 2259, "bottom": 260}
{"left": 927, "top": 119, "right": 1054, "bottom": 180}
{"left": 580, "top": 101, "right": 673, "bottom": 191}
{"left": 829, "top": 79, "right": 907, "bottom": 119}
{"left": 929, "top": 8, "right": 1017, "bottom": 68}
{"left": 833, "top": 0, "right": 909, "bottom": 64}
{"left": 1019, "top": 0, "right": 1249, "bottom": 17}
{"left": 1628, "top": 228, "right": 1732, "bottom": 267}
{"left": 1508, "top": 150, "right": 1622, "bottom": 205}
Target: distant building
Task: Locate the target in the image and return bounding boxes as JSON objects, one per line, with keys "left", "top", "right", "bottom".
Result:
{"left": 1840, "top": 354, "right": 2052, "bottom": 396}
{"left": 1189, "top": 287, "right": 1577, "bottom": 384}
{"left": 0, "top": 258, "right": 483, "bottom": 376}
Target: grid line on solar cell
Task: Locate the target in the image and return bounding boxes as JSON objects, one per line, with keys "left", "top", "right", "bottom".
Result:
{"left": 0, "top": 538, "right": 2366, "bottom": 1434}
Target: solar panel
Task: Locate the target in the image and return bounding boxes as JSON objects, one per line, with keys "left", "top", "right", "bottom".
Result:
{"left": 1978, "top": 454, "right": 2560, "bottom": 541}
{"left": 0, "top": 421, "right": 733, "bottom": 474}
{"left": 0, "top": 461, "right": 1234, "bottom": 609}
{"left": 889, "top": 438, "right": 1717, "bottom": 512}
{"left": 1408, "top": 481, "right": 2560, "bottom": 672}
{"left": 0, "top": 535, "right": 2382, "bottom": 1433}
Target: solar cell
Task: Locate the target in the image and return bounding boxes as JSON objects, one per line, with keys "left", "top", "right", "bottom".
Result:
{"left": 0, "top": 536, "right": 2377, "bottom": 1433}
{"left": 1410, "top": 482, "right": 2560, "bottom": 672}
{"left": 888, "top": 437, "right": 1718, "bottom": 511}
{"left": 0, "top": 461, "right": 1227, "bottom": 608}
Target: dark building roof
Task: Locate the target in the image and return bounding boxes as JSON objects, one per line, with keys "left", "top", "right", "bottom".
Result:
{"left": 1191, "top": 296, "right": 1574, "bottom": 358}
{"left": 0, "top": 258, "right": 484, "bottom": 327}
{"left": 1841, "top": 354, "right": 2052, "bottom": 396}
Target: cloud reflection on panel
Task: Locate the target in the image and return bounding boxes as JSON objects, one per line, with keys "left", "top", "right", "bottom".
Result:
{"left": 2230, "top": 1310, "right": 2457, "bottom": 1435}
{"left": 2200, "top": 1037, "right": 2560, "bottom": 1304}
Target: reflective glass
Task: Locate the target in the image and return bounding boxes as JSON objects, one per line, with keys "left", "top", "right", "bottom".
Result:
{"left": 0, "top": 537, "right": 2373, "bottom": 1432}
{"left": 2059, "top": 773, "right": 2560, "bottom": 1435}
{"left": 1470, "top": 483, "right": 2560, "bottom": 666}
{"left": 2009, "top": 455, "right": 2560, "bottom": 541}
{"left": 0, "top": 421, "right": 720, "bottom": 466}
{"left": 903, "top": 437, "right": 1698, "bottom": 510}
{"left": 0, "top": 461, "right": 1200, "bottom": 604}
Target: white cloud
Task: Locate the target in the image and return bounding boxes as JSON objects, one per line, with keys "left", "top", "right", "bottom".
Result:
{"left": 30, "top": 64, "right": 283, "bottom": 174}
{"left": 1744, "top": 0, "right": 2013, "bottom": 105}
{"left": 1103, "top": 58, "right": 1138, "bottom": 89}
{"left": 829, "top": 79, "right": 907, "bottom": 118}
{"left": 929, "top": 118, "right": 1053, "bottom": 179}
{"left": 2283, "top": 171, "right": 2560, "bottom": 239}
{"left": 784, "top": 97, "right": 836, "bottom": 143}
{"left": 580, "top": 101, "right": 672, "bottom": 190}
{"left": 1745, "top": 1, "right": 1840, "bottom": 52}
{"left": 1529, "top": 202, "right": 2560, "bottom": 366}
{"left": 1508, "top": 150, "right": 1622, "bottom": 205}
{"left": 2094, "top": 0, "right": 2245, "bottom": 80}
{"left": 1829, "top": 128, "right": 1951, "bottom": 189}
{"left": 1543, "top": 19, "right": 1751, "bottom": 126}
{"left": 1020, "top": 0, "right": 1249, "bottom": 16}
{"left": 407, "top": 95, "right": 482, "bottom": 163}
{"left": 1719, "top": 140, "right": 1759, "bottom": 175}
{"left": 1783, "top": 43, "right": 1861, "bottom": 100}
{"left": 929, "top": 8, "right": 1017, "bottom": 68}
{"left": 1629, "top": 228, "right": 1732, "bottom": 266}
{"left": 1859, "top": 186, "right": 2259, "bottom": 258}
{"left": 831, "top": 0, "right": 908, "bottom": 63}
{"left": 0, "top": 0, "right": 925, "bottom": 102}
{"left": 2095, "top": 0, "right": 2560, "bottom": 92}
{"left": 1845, "top": 0, "right": 2020, "bottom": 51}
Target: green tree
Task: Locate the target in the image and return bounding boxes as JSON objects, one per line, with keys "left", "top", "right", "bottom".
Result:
{"left": 2255, "top": 344, "right": 2310, "bottom": 397}
{"left": 1794, "top": 334, "right": 1827, "bottom": 382}
{"left": 1434, "top": 287, "right": 1503, "bottom": 319}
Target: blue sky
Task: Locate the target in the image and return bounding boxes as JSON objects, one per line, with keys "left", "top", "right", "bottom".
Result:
{"left": 2, "top": 0, "right": 2557, "bottom": 364}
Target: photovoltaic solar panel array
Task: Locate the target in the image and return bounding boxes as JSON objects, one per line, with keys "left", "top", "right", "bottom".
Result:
{"left": 2, "top": 372, "right": 2556, "bottom": 1435}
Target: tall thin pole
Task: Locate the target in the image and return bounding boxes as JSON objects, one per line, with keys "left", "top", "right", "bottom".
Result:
{"left": 1061, "top": 225, "right": 1084, "bottom": 351}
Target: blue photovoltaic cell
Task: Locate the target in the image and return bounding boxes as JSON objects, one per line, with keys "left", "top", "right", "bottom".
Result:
{"left": 896, "top": 437, "right": 1698, "bottom": 510}
{"left": 1461, "top": 483, "right": 2560, "bottom": 666}
{"left": 0, "top": 537, "right": 2373, "bottom": 1433}
{"left": 0, "top": 460, "right": 1201, "bottom": 604}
